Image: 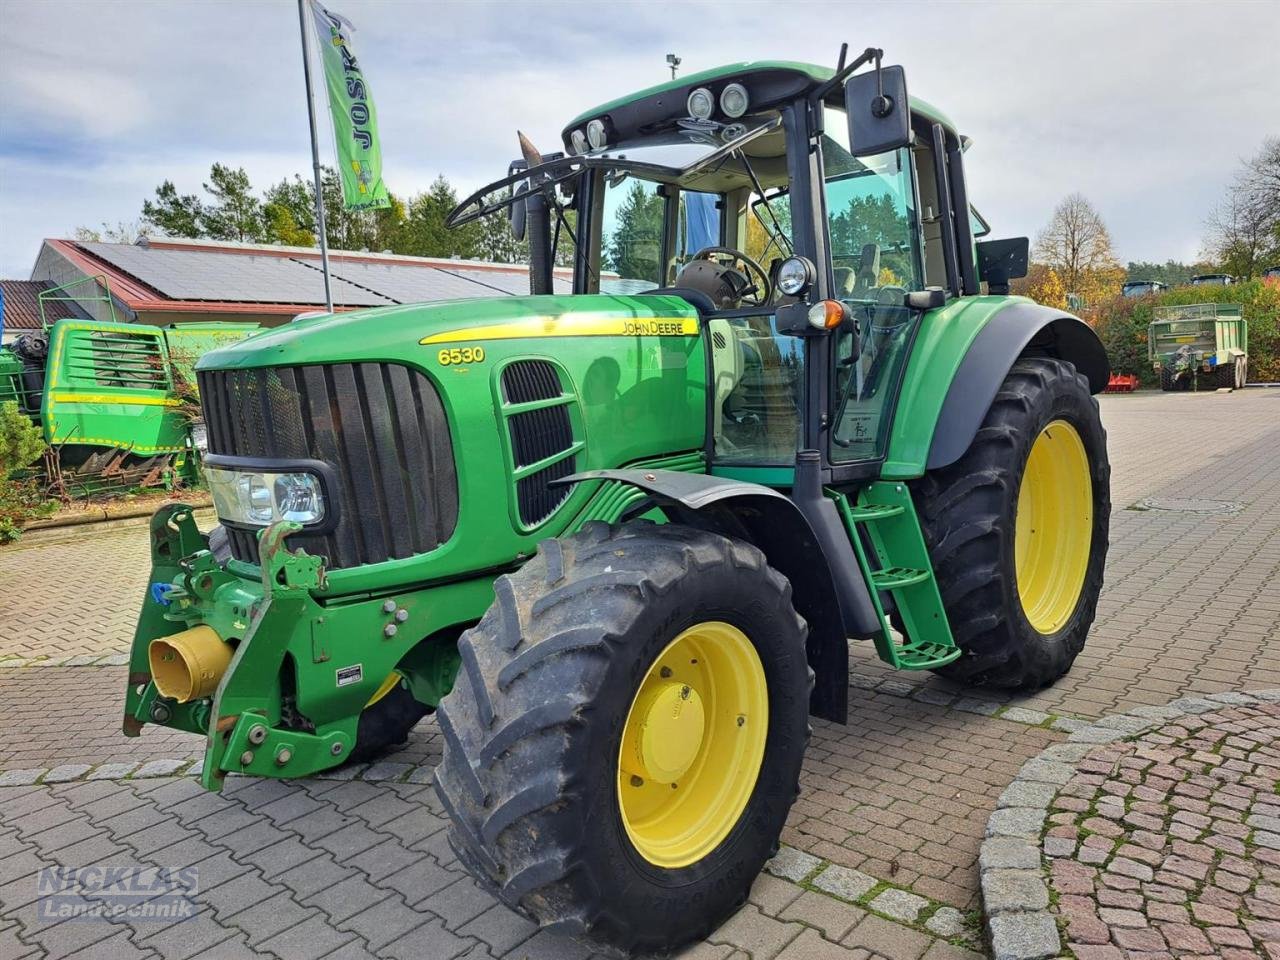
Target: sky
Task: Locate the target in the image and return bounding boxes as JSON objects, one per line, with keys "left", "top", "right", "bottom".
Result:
{"left": 1, "top": 0, "right": 1277, "bottom": 279}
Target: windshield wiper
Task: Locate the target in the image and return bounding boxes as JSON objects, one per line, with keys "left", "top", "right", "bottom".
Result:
{"left": 737, "top": 149, "right": 793, "bottom": 258}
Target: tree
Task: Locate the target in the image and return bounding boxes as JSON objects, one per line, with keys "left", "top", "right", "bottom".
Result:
{"left": 1011, "top": 263, "right": 1067, "bottom": 309}
{"left": 604, "top": 181, "right": 663, "bottom": 280}
{"left": 262, "top": 174, "right": 317, "bottom": 246}
{"left": 73, "top": 220, "right": 151, "bottom": 244}
{"left": 1125, "top": 260, "right": 1201, "bottom": 287}
{"left": 142, "top": 180, "right": 205, "bottom": 238}
{"left": 1203, "top": 138, "right": 1280, "bottom": 278}
{"left": 199, "top": 164, "right": 263, "bottom": 242}
{"left": 1034, "top": 193, "right": 1120, "bottom": 295}
{"left": 401, "top": 176, "right": 478, "bottom": 259}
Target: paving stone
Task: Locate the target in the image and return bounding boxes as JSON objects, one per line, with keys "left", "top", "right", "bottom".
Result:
{"left": 979, "top": 838, "right": 1040, "bottom": 871}
{"left": 812, "top": 864, "right": 878, "bottom": 901}
{"left": 988, "top": 911, "right": 1060, "bottom": 960}
{"left": 843, "top": 914, "right": 931, "bottom": 960}
{"left": 778, "top": 889, "right": 865, "bottom": 940}
{"left": 765, "top": 846, "right": 822, "bottom": 883}
{"left": 710, "top": 905, "right": 803, "bottom": 960}
{"left": 85, "top": 763, "right": 141, "bottom": 781}
{"left": 133, "top": 759, "right": 190, "bottom": 778}
{"left": 0, "top": 769, "right": 43, "bottom": 786}
{"left": 868, "top": 887, "right": 928, "bottom": 923}
{"left": 983, "top": 869, "right": 1049, "bottom": 914}
{"left": 924, "top": 906, "right": 967, "bottom": 938}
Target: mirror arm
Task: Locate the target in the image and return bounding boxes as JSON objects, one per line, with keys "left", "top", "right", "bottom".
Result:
{"left": 810, "top": 46, "right": 882, "bottom": 107}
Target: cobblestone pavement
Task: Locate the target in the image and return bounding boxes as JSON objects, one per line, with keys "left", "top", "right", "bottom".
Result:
{"left": 1, "top": 388, "right": 1278, "bottom": 959}
{"left": 979, "top": 690, "right": 1280, "bottom": 960}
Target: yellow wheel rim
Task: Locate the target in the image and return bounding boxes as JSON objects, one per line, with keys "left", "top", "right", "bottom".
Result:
{"left": 1015, "top": 419, "right": 1093, "bottom": 634}
{"left": 365, "top": 671, "right": 402, "bottom": 708}
{"left": 617, "top": 621, "right": 768, "bottom": 868}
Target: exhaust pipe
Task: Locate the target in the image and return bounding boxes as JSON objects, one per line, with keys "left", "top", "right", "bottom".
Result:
{"left": 148, "top": 626, "right": 232, "bottom": 703}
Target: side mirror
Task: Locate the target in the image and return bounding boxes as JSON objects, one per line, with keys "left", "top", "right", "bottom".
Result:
{"left": 976, "top": 238, "right": 1029, "bottom": 295}
{"left": 507, "top": 159, "right": 529, "bottom": 241}
{"left": 844, "top": 65, "right": 911, "bottom": 157}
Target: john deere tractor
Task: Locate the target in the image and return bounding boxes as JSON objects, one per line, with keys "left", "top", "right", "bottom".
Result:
{"left": 125, "top": 50, "right": 1110, "bottom": 955}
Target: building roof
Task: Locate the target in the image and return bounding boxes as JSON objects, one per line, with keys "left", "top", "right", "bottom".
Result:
{"left": 0, "top": 279, "right": 81, "bottom": 331}
{"left": 34, "top": 238, "right": 585, "bottom": 319}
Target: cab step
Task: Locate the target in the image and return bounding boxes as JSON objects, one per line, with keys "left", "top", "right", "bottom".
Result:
{"left": 832, "top": 482, "right": 961, "bottom": 671}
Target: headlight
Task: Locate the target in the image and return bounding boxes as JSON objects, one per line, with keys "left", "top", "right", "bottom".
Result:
{"left": 686, "top": 87, "right": 715, "bottom": 120}
{"left": 719, "top": 83, "right": 749, "bottom": 118}
{"left": 586, "top": 119, "right": 608, "bottom": 150}
{"left": 777, "top": 256, "right": 816, "bottom": 297}
{"left": 570, "top": 129, "right": 588, "bottom": 154}
{"left": 205, "top": 467, "right": 326, "bottom": 526}
{"left": 189, "top": 420, "right": 208, "bottom": 455}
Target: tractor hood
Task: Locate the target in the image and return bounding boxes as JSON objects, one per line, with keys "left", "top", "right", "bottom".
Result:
{"left": 196, "top": 294, "right": 701, "bottom": 371}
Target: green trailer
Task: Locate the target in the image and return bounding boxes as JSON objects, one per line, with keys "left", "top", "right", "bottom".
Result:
{"left": 1149, "top": 302, "right": 1248, "bottom": 391}
{"left": 122, "top": 51, "right": 1111, "bottom": 955}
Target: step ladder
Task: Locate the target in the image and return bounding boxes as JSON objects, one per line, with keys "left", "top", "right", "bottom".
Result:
{"left": 832, "top": 482, "right": 961, "bottom": 670}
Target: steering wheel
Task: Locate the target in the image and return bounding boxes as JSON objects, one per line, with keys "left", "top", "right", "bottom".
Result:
{"left": 690, "top": 246, "right": 772, "bottom": 306}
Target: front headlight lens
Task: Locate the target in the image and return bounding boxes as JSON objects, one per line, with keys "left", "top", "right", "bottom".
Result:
{"left": 570, "top": 129, "right": 588, "bottom": 154}
{"left": 206, "top": 468, "right": 325, "bottom": 526}
{"left": 189, "top": 420, "right": 208, "bottom": 455}
{"left": 777, "top": 256, "right": 815, "bottom": 297}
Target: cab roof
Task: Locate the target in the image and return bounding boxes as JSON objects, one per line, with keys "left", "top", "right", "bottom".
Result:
{"left": 564, "top": 60, "right": 959, "bottom": 142}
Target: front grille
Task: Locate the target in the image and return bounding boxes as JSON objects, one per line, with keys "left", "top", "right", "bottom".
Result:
{"left": 199, "top": 363, "right": 458, "bottom": 569}
{"left": 500, "top": 360, "right": 577, "bottom": 527}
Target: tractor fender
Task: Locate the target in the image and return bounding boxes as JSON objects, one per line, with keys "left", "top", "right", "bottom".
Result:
{"left": 557, "top": 469, "right": 849, "bottom": 724}
{"left": 927, "top": 302, "right": 1109, "bottom": 471}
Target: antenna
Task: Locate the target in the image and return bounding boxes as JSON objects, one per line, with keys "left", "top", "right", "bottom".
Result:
{"left": 666, "top": 53, "right": 681, "bottom": 80}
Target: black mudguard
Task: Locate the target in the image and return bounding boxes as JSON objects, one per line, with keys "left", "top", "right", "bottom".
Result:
{"left": 928, "top": 303, "right": 1109, "bottom": 470}
{"left": 557, "top": 469, "right": 849, "bottom": 724}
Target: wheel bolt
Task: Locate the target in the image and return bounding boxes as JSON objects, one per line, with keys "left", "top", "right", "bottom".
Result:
{"left": 660, "top": 666, "right": 672, "bottom": 678}
{"left": 630, "top": 775, "right": 644, "bottom": 787}
{"left": 736, "top": 715, "right": 746, "bottom": 727}
{"left": 680, "top": 686, "right": 690, "bottom": 700}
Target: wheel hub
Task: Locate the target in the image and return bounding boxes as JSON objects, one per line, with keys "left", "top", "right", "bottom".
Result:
{"left": 620, "top": 682, "right": 706, "bottom": 784}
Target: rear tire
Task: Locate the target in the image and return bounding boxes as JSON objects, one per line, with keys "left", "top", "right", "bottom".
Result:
{"left": 911, "top": 358, "right": 1110, "bottom": 689}
{"left": 434, "top": 521, "right": 812, "bottom": 956}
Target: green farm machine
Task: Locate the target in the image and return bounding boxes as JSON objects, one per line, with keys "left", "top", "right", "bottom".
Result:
{"left": 1149, "top": 302, "right": 1248, "bottom": 391}
{"left": 0, "top": 277, "right": 259, "bottom": 495}
{"left": 125, "top": 51, "right": 1111, "bottom": 954}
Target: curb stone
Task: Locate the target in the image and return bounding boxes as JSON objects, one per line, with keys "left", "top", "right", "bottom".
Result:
{"left": 977, "top": 686, "right": 1280, "bottom": 960}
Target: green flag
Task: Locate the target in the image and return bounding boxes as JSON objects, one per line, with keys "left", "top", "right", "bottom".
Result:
{"left": 309, "top": 1, "right": 391, "bottom": 210}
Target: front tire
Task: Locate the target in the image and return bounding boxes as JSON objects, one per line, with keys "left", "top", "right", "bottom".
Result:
{"left": 434, "top": 522, "right": 812, "bottom": 956}
{"left": 911, "top": 358, "right": 1110, "bottom": 688}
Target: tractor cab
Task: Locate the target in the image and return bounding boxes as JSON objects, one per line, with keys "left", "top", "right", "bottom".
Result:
{"left": 450, "top": 52, "right": 1024, "bottom": 480}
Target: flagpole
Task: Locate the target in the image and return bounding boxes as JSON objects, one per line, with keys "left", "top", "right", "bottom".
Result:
{"left": 297, "top": 0, "right": 334, "bottom": 313}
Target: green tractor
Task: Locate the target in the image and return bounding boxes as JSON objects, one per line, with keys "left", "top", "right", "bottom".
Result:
{"left": 125, "top": 50, "right": 1110, "bottom": 955}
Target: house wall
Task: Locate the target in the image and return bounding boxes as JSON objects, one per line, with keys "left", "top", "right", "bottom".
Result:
{"left": 30, "top": 245, "right": 136, "bottom": 323}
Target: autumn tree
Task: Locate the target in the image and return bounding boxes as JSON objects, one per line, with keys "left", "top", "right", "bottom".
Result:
{"left": 1011, "top": 263, "right": 1067, "bottom": 309}
{"left": 1203, "top": 138, "right": 1280, "bottom": 278}
{"left": 1034, "top": 193, "right": 1121, "bottom": 296}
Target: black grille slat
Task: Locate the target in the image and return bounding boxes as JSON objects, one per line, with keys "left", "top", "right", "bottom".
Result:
{"left": 199, "top": 362, "right": 457, "bottom": 569}
{"left": 502, "top": 360, "right": 576, "bottom": 527}
{"left": 501, "top": 360, "right": 561, "bottom": 404}
{"left": 517, "top": 457, "right": 576, "bottom": 526}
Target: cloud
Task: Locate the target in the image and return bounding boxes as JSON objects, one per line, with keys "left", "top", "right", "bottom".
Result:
{"left": 2, "top": 0, "right": 1278, "bottom": 276}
